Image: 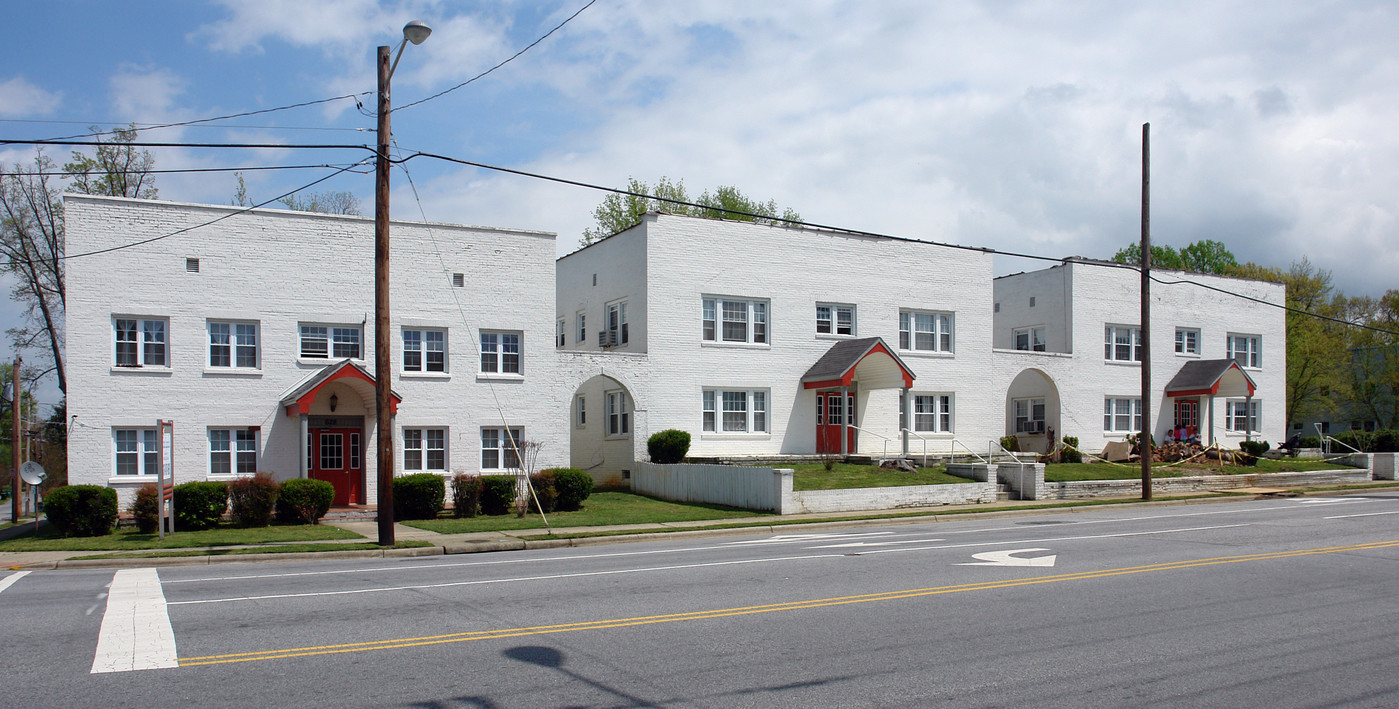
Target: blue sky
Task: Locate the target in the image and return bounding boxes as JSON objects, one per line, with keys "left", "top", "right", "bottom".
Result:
{"left": 3, "top": 1, "right": 1398, "bottom": 407}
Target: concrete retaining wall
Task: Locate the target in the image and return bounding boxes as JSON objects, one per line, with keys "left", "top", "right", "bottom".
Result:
{"left": 786, "top": 482, "right": 997, "bottom": 514}
{"left": 946, "top": 462, "right": 1047, "bottom": 500}
{"left": 1042, "top": 468, "right": 1373, "bottom": 499}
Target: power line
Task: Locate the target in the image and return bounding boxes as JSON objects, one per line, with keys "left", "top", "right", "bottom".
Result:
{"left": 38, "top": 94, "right": 372, "bottom": 142}
{"left": 395, "top": 0, "right": 598, "bottom": 112}
{"left": 0, "top": 163, "right": 369, "bottom": 179}
{"left": 1, "top": 138, "right": 370, "bottom": 152}
{"left": 0, "top": 118, "right": 366, "bottom": 133}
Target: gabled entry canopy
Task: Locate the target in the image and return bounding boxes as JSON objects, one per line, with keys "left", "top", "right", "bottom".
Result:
{"left": 1164, "top": 359, "right": 1257, "bottom": 398}
{"left": 280, "top": 359, "right": 401, "bottom": 417}
{"left": 802, "top": 337, "right": 915, "bottom": 390}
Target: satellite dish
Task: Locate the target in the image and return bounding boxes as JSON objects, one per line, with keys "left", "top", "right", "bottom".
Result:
{"left": 19, "top": 461, "right": 46, "bottom": 486}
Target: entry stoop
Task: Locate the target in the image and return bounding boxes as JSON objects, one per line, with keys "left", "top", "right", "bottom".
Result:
{"left": 321, "top": 506, "right": 378, "bottom": 521}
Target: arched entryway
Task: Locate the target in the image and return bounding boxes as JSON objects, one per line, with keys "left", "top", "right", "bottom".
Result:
{"left": 569, "top": 374, "right": 637, "bottom": 487}
{"left": 1004, "top": 368, "right": 1062, "bottom": 454}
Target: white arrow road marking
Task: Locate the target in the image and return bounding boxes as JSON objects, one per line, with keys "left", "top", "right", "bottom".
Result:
{"left": 0, "top": 570, "right": 30, "bottom": 595}
{"left": 91, "top": 569, "right": 178, "bottom": 673}
{"left": 958, "top": 548, "right": 1058, "bottom": 567}
{"left": 810, "top": 538, "right": 945, "bottom": 549}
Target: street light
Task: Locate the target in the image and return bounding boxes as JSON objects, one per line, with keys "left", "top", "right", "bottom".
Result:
{"left": 375, "top": 20, "right": 431, "bottom": 546}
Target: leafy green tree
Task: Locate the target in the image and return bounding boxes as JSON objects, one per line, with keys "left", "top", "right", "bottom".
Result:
{"left": 1276, "top": 259, "right": 1348, "bottom": 430}
{"left": 1113, "top": 242, "right": 1184, "bottom": 269}
{"left": 1111, "top": 239, "right": 1237, "bottom": 274}
{"left": 1339, "top": 290, "right": 1399, "bottom": 428}
{"left": 581, "top": 177, "right": 800, "bottom": 245}
{"left": 63, "top": 125, "right": 158, "bottom": 200}
{"left": 278, "top": 190, "right": 361, "bottom": 216}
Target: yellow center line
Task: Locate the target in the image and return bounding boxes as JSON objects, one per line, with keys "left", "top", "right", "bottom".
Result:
{"left": 176, "top": 539, "right": 1399, "bottom": 667}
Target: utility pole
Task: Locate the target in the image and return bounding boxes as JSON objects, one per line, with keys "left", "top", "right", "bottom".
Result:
{"left": 374, "top": 41, "right": 396, "bottom": 547}
{"left": 11, "top": 356, "right": 20, "bottom": 521}
{"left": 1140, "top": 123, "right": 1153, "bottom": 501}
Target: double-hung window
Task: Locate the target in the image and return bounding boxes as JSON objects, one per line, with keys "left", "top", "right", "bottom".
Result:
{"left": 209, "top": 321, "right": 258, "bottom": 369}
{"left": 1175, "top": 327, "right": 1200, "bottom": 355}
{"left": 403, "top": 428, "right": 447, "bottom": 471}
{"left": 899, "top": 310, "right": 953, "bottom": 352}
{"left": 816, "top": 304, "right": 855, "bottom": 336}
{"left": 908, "top": 394, "right": 953, "bottom": 433}
{"left": 1103, "top": 397, "right": 1143, "bottom": 433}
{"left": 1104, "top": 325, "right": 1142, "bottom": 362}
{"left": 300, "top": 324, "right": 361, "bottom": 359}
{"left": 481, "top": 427, "right": 523, "bottom": 470}
{"left": 114, "top": 317, "right": 168, "bottom": 367}
{"left": 701, "top": 389, "right": 768, "bottom": 433}
{"left": 480, "top": 331, "right": 521, "bottom": 374}
{"left": 606, "top": 391, "right": 630, "bottom": 436}
{"left": 403, "top": 329, "right": 446, "bottom": 372}
{"left": 1014, "top": 398, "right": 1045, "bottom": 434}
{"left": 576, "top": 312, "right": 586, "bottom": 344}
{"left": 556, "top": 319, "right": 566, "bottom": 347}
{"left": 114, "top": 428, "right": 159, "bottom": 476}
{"left": 1228, "top": 334, "right": 1261, "bottom": 368}
{"left": 606, "top": 301, "right": 629, "bottom": 346}
{"left": 1227, "top": 400, "right": 1259, "bottom": 433}
{"left": 576, "top": 396, "right": 586, "bottom": 427}
{"left": 702, "top": 297, "right": 768, "bottom": 344}
{"left": 1013, "top": 327, "right": 1045, "bottom": 352}
{"left": 209, "top": 428, "right": 258, "bottom": 475}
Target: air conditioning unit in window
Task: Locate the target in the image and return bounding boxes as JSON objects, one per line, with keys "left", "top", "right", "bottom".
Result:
{"left": 1028, "top": 421, "right": 1045, "bottom": 434}
{"left": 598, "top": 330, "right": 618, "bottom": 348}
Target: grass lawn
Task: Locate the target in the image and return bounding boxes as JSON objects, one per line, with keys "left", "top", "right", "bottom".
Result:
{"left": 0, "top": 522, "right": 362, "bottom": 552}
{"left": 70, "top": 540, "right": 435, "bottom": 560}
{"left": 790, "top": 462, "right": 963, "bottom": 491}
{"left": 404, "top": 490, "right": 764, "bottom": 534}
{"left": 1045, "top": 458, "right": 1353, "bottom": 482}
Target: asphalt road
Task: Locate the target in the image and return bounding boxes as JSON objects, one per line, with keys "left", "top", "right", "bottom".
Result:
{"left": 4, "top": 492, "right": 1399, "bottom": 707}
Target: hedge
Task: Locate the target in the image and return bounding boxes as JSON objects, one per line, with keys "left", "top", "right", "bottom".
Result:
{"left": 548, "top": 468, "right": 594, "bottom": 512}
{"left": 275, "top": 478, "right": 334, "bottom": 524}
{"left": 452, "top": 474, "right": 482, "bottom": 518}
{"left": 130, "top": 483, "right": 160, "bottom": 534}
{"left": 394, "top": 473, "right": 446, "bottom": 520}
{"left": 528, "top": 470, "right": 558, "bottom": 514}
{"left": 228, "top": 473, "right": 279, "bottom": 527}
{"left": 45, "top": 485, "right": 118, "bottom": 537}
{"left": 174, "top": 481, "right": 229, "bottom": 531}
{"left": 480, "top": 475, "right": 518, "bottom": 516}
{"left": 647, "top": 429, "right": 691, "bottom": 464}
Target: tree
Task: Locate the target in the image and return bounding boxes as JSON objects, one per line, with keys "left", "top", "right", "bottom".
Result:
{"left": 1111, "top": 239, "right": 1237, "bottom": 274}
{"left": 63, "top": 125, "right": 158, "bottom": 200}
{"left": 278, "top": 190, "right": 361, "bottom": 216}
{"left": 0, "top": 153, "right": 67, "bottom": 394}
{"left": 1339, "top": 290, "right": 1399, "bottom": 429}
{"left": 1276, "top": 259, "right": 1347, "bottom": 430}
{"left": 581, "top": 177, "right": 800, "bottom": 245}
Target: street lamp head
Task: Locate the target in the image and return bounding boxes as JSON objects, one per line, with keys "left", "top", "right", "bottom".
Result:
{"left": 403, "top": 20, "right": 432, "bottom": 46}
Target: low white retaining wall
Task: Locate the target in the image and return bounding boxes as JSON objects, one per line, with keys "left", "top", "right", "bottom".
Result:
{"left": 785, "top": 482, "right": 997, "bottom": 514}
{"left": 946, "top": 462, "right": 1047, "bottom": 500}
{"left": 1349, "top": 453, "right": 1397, "bottom": 480}
{"left": 632, "top": 462, "right": 789, "bottom": 512}
{"left": 1043, "top": 468, "right": 1373, "bottom": 499}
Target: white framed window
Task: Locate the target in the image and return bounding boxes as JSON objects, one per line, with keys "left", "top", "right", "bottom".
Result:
{"left": 1175, "top": 327, "right": 1200, "bottom": 355}
{"left": 606, "top": 390, "right": 631, "bottom": 436}
{"left": 114, "top": 317, "right": 168, "bottom": 367}
{"left": 576, "top": 395, "right": 586, "bottom": 427}
{"left": 481, "top": 427, "right": 522, "bottom": 470}
{"left": 702, "top": 389, "right": 769, "bottom": 433}
{"left": 1104, "top": 325, "right": 1142, "bottom": 362}
{"left": 702, "top": 297, "right": 768, "bottom": 344}
{"left": 1013, "top": 327, "right": 1045, "bottom": 352}
{"left": 1227, "top": 400, "right": 1259, "bottom": 433}
{"left": 1228, "top": 334, "right": 1261, "bottom": 368}
{"left": 576, "top": 312, "right": 586, "bottom": 344}
{"left": 607, "top": 301, "right": 629, "bottom": 346}
{"left": 209, "top": 428, "right": 258, "bottom": 475}
{"left": 480, "top": 331, "right": 522, "bottom": 374}
{"left": 908, "top": 394, "right": 953, "bottom": 433}
{"left": 899, "top": 310, "right": 953, "bottom": 353}
{"left": 300, "top": 324, "right": 361, "bottom": 359}
{"left": 556, "top": 319, "right": 566, "bottom": 347}
{"left": 1014, "top": 398, "right": 1046, "bottom": 434}
{"left": 403, "top": 427, "right": 447, "bottom": 471}
{"left": 1103, "top": 397, "right": 1143, "bottom": 433}
{"left": 208, "top": 321, "right": 258, "bottom": 369}
{"left": 816, "top": 304, "right": 855, "bottom": 336}
{"left": 403, "top": 328, "right": 446, "bottom": 372}
{"left": 114, "top": 428, "right": 159, "bottom": 476}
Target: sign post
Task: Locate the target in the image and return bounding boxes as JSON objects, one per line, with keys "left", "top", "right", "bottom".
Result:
{"left": 158, "top": 420, "right": 174, "bottom": 538}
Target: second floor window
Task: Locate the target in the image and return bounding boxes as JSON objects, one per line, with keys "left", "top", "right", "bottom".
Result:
{"left": 1175, "top": 327, "right": 1200, "bottom": 355}
{"left": 480, "top": 331, "right": 521, "bottom": 374}
{"left": 403, "top": 329, "right": 445, "bottom": 372}
{"left": 209, "top": 321, "right": 258, "bottom": 368}
{"left": 703, "top": 297, "right": 768, "bottom": 344}
{"left": 1228, "top": 334, "right": 1260, "bottom": 368}
{"left": 115, "top": 317, "right": 167, "bottom": 367}
{"left": 576, "top": 312, "right": 586, "bottom": 344}
{"left": 607, "top": 301, "right": 629, "bottom": 345}
{"left": 816, "top": 304, "right": 855, "bottom": 335}
{"left": 300, "top": 325, "right": 361, "bottom": 359}
{"left": 1014, "top": 327, "right": 1045, "bottom": 352}
{"left": 1104, "top": 325, "right": 1142, "bottom": 362}
{"left": 899, "top": 310, "right": 953, "bottom": 352}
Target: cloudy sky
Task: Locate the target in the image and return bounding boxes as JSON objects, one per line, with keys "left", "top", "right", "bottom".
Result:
{"left": 3, "top": 0, "right": 1397, "bottom": 405}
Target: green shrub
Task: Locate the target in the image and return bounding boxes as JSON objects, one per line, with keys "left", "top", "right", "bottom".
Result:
{"left": 549, "top": 468, "right": 594, "bottom": 512}
{"left": 647, "top": 429, "right": 691, "bottom": 464}
{"left": 174, "top": 481, "right": 228, "bottom": 531}
{"left": 1299, "top": 435, "right": 1320, "bottom": 449}
{"left": 1061, "top": 436, "right": 1083, "bottom": 464}
{"left": 228, "top": 473, "right": 279, "bottom": 527}
{"left": 275, "top": 478, "right": 335, "bottom": 524}
{"left": 480, "top": 475, "right": 518, "bottom": 515}
{"left": 1334, "top": 429, "right": 1376, "bottom": 453}
{"left": 393, "top": 473, "right": 446, "bottom": 520}
{"left": 1373, "top": 430, "right": 1399, "bottom": 453}
{"left": 999, "top": 435, "right": 1020, "bottom": 452}
{"left": 45, "top": 485, "right": 118, "bottom": 537}
{"left": 1238, "top": 439, "right": 1270, "bottom": 465}
{"left": 528, "top": 470, "right": 559, "bottom": 513}
{"left": 451, "top": 474, "right": 482, "bottom": 518}
{"left": 130, "top": 483, "right": 160, "bottom": 534}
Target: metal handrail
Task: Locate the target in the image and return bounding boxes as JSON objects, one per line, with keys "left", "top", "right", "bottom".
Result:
{"left": 1322, "top": 435, "right": 1362, "bottom": 456}
{"left": 951, "top": 438, "right": 989, "bottom": 465}
{"left": 849, "top": 425, "right": 893, "bottom": 458}
{"left": 989, "top": 439, "right": 1032, "bottom": 500}
{"left": 900, "top": 428, "right": 930, "bottom": 460}
{"left": 896, "top": 430, "right": 990, "bottom": 465}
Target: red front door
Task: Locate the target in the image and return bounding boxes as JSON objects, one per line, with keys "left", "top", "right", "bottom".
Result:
{"left": 815, "top": 391, "right": 856, "bottom": 454}
{"left": 309, "top": 428, "right": 363, "bottom": 505}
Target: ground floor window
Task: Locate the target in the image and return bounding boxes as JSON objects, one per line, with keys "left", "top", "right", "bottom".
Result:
{"left": 115, "top": 428, "right": 159, "bottom": 476}
{"left": 209, "top": 428, "right": 258, "bottom": 475}
{"left": 1227, "top": 400, "right": 1259, "bottom": 433}
{"left": 906, "top": 394, "right": 953, "bottom": 433}
{"left": 481, "top": 427, "right": 523, "bottom": 470}
{"left": 607, "top": 391, "right": 630, "bottom": 436}
{"left": 403, "top": 427, "right": 447, "bottom": 471}
{"left": 1014, "top": 398, "right": 1045, "bottom": 434}
{"left": 1104, "top": 397, "right": 1143, "bottom": 433}
{"left": 703, "top": 389, "right": 768, "bottom": 433}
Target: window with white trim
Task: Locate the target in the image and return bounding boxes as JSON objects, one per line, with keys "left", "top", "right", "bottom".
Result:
{"left": 1175, "top": 327, "right": 1200, "bottom": 355}
{"left": 899, "top": 310, "right": 953, "bottom": 352}
{"left": 114, "top": 428, "right": 159, "bottom": 476}
{"left": 702, "top": 389, "right": 769, "bottom": 433}
{"left": 208, "top": 321, "right": 258, "bottom": 369}
{"left": 576, "top": 312, "right": 586, "bottom": 344}
{"left": 606, "top": 390, "right": 630, "bottom": 436}
{"left": 403, "top": 427, "right": 447, "bottom": 471}
{"left": 607, "top": 301, "right": 629, "bottom": 346}
{"left": 209, "top": 428, "right": 258, "bottom": 475}
{"left": 1227, "top": 400, "right": 1259, "bottom": 433}
{"left": 1103, "top": 397, "right": 1143, "bottom": 433}
{"left": 300, "top": 324, "right": 361, "bottom": 359}
{"left": 480, "top": 331, "right": 521, "bottom": 374}
{"left": 906, "top": 394, "right": 953, "bottom": 433}
{"left": 1104, "top": 325, "right": 1142, "bottom": 362}
{"left": 1228, "top": 334, "right": 1261, "bottom": 368}
{"left": 114, "top": 317, "right": 168, "bottom": 367}
{"left": 702, "top": 297, "right": 768, "bottom": 344}
{"left": 1014, "top": 398, "right": 1046, "bottom": 434}
{"left": 556, "top": 319, "right": 566, "bottom": 347}
{"left": 576, "top": 396, "right": 586, "bottom": 427}
{"left": 816, "top": 304, "right": 855, "bottom": 336}
{"left": 480, "top": 427, "right": 522, "bottom": 470}
{"left": 403, "top": 328, "right": 446, "bottom": 372}
{"left": 1013, "top": 327, "right": 1045, "bottom": 352}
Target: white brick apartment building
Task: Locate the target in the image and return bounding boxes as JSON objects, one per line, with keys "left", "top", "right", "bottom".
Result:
{"left": 65, "top": 195, "right": 572, "bottom": 506}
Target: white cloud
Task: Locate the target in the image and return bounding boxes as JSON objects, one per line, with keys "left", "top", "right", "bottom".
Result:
{"left": 193, "top": 0, "right": 420, "bottom": 54}
{"left": 0, "top": 76, "right": 61, "bottom": 117}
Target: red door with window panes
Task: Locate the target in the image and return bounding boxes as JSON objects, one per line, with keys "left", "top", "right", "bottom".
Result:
{"left": 309, "top": 428, "right": 363, "bottom": 505}
{"left": 815, "top": 391, "right": 856, "bottom": 454}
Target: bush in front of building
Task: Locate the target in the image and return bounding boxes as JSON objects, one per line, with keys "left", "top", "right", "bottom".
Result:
{"left": 999, "top": 435, "right": 1020, "bottom": 452}
{"left": 1061, "top": 436, "right": 1083, "bottom": 464}
{"left": 45, "top": 485, "right": 118, "bottom": 537}
{"left": 174, "top": 481, "right": 229, "bottom": 531}
{"left": 549, "top": 468, "right": 594, "bottom": 512}
{"left": 647, "top": 429, "right": 691, "bottom": 464}
{"left": 1332, "top": 429, "right": 1399, "bottom": 453}
{"left": 452, "top": 474, "right": 482, "bottom": 518}
{"left": 130, "top": 483, "right": 160, "bottom": 533}
{"left": 528, "top": 470, "right": 559, "bottom": 514}
{"left": 228, "top": 473, "right": 280, "bottom": 527}
{"left": 394, "top": 473, "right": 446, "bottom": 520}
{"left": 1238, "top": 439, "right": 1270, "bottom": 465}
{"left": 275, "top": 478, "right": 335, "bottom": 525}
{"left": 480, "top": 475, "right": 518, "bottom": 515}
{"left": 1299, "top": 435, "right": 1320, "bottom": 449}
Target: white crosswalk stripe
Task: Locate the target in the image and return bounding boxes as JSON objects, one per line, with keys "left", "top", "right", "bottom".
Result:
{"left": 91, "top": 568, "right": 178, "bottom": 673}
{"left": 0, "top": 570, "right": 30, "bottom": 595}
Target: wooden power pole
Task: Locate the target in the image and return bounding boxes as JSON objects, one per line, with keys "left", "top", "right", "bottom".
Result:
{"left": 1140, "top": 124, "right": 1153, "bottom": 501}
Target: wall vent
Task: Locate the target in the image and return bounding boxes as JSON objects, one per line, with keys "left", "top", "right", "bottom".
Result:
{"left": 452, "top": 273, "right": 465, "bottom": 287}
{"left": 186, "top": 258, "right": 200, "bottom": 273}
